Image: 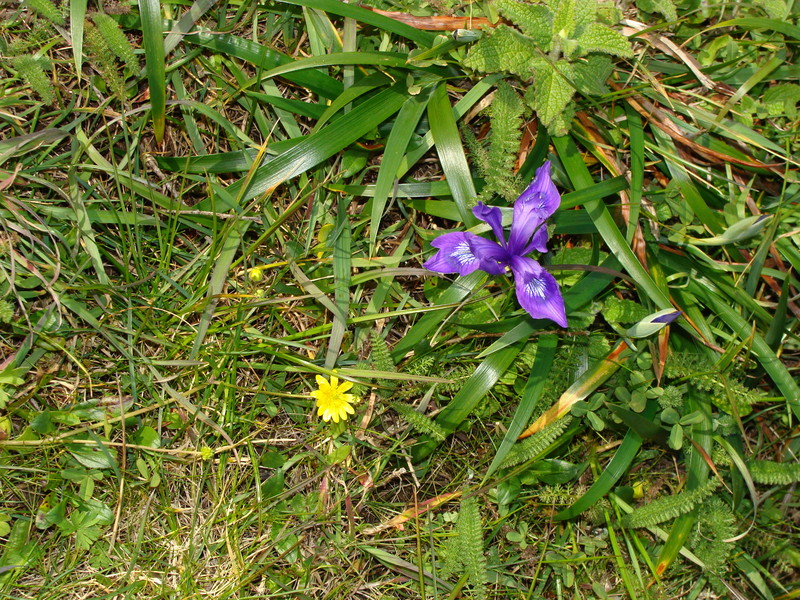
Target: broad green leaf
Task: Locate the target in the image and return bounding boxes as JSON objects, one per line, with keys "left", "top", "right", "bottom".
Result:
{"left": 571, "top": 54, "right": 613, "bottom": 95}
{"left": 495, "top": 0, "right": 554, "bottom": 48}
{"left": 574, "top": 23, "right": 633, "bottom": 57}
{"left": 463, "top": 25, "right": 538, "bottom": 78}
{"left": 552, "top": 0, "right": 578, "bottom": 38}
{"left": 527, "top": 60, "right": 576, "bottom": 134}
{"left": 636, "top": 0, "right": 677, "bottom": 20}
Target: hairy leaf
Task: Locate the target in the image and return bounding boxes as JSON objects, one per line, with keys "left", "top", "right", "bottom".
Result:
{"left": 574, "top": 23, "right": 633, "bottom": 58}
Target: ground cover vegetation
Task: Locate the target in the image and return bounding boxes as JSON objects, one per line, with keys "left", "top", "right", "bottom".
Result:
{"left": 1, "top": 0, "right": 799, "bottom": 597}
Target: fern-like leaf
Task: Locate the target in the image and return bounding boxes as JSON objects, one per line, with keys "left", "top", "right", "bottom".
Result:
{"left": 483, "top": 81, "right": 523, "bottom": 202}
{"left": 25, "top": 0, "right": 65, "bottom": 25}
{"left": 499, "top": 416, "right": 572, "bottom": 469}
{"left": 625, "top": 478, "right": 721, "bottom": 528}
{"left": 84, "top": 21, "right": 127, "bottom": 99}
{"left": 748, "top": 459, "right": 800, "bottom": 485}
{"left": 11, "top": 55, "right": 54, "bottom": 104}
{"left": 391, "top": 402, "right": 447, "bottom": 441}
{"left": 92, "top": 13, "right": 138, "bottom": 72}
{"left": 456, "top": 496, "right": 487, "bottom": 600}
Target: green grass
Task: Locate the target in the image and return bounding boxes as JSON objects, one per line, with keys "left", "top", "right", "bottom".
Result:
{"left": 1, "top": 0, "right": 800, "bottom": 598}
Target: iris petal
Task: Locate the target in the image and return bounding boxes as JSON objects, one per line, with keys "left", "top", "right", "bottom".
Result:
{"left": 473, "top": 203, "right": 506, "bottom": 246}
{"left": 507, "top": 161, "right": 561, "bottom": 255}
{"left": 509, "top": 256, "right": 567, "bottom": 327}
{"left": 423, "top": 232, "right": 508, "bottom": 276}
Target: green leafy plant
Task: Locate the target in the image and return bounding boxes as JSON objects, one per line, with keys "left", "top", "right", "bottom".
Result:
{"left": 625, "top": 477, "right": 721, "bottom": 528}
{"left": 442, "top": 495, "right": 488, "bottom": 599}
{"left": 464, "top": 0, "right": 632, "bottom": 134}
{"left": 9, "top": 55, "right": 54, "bottom": 104}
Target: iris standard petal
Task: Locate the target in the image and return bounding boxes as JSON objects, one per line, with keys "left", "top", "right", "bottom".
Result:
{"left": 473, "top": 202, "right": 506, "bottom": 246}
{"left": 423, "top": 232, "right": 509, "bottom": 276}
{"left": 523, "top": 224, "right": 550, "bottom": 255}
{"left": 509, "top": 256, "right": 567, "bottom": 327}
{"left": 507, "top": 161, "right": 561, "bottom": 255}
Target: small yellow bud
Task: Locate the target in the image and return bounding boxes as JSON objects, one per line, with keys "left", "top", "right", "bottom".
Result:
{"left": 199, "top": 446, "right": 214, "bottom": 460}
{"left": 247, "top": 267, "right": 264, "bottom": 282}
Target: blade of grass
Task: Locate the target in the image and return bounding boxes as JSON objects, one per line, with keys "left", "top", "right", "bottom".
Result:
{"left": 484, "top": 334, "right": 559, "bottom": 479}
{"left": 519, "top": 340, "right": 631, "bottom": 439}
{"left": 369, "top": 90, "right": 430, "bottom": 250}
{"left": 428, "top": 82, "right": 478, "bottom": 226}
{"left": 325, "top": 197, "right": 352, "bottom": 369}
{"left": 164, "top": 0, "right": 218, "bottom": 55}
{"left": 411, "top": 341, "right": 525, "bottom": 463}
{"left": 183, "top": 31, "right": 343, "bottom": 99}
{"left": 138, "top": 0, "right": 166, "bottom": 143}
{"left": 278, "top": 0, "right": 436, "bottom": 47}
{"left": 70, "top": 0, "right": 87, "bottom": 80}
{"left": 226, "top": 84, "right": 410, "bottom": 202}
{"left": 553, "top": 136, "right": 672, "bottom": 310}
{"left": 390, "top": 271, "right": 487, "bottom": 361}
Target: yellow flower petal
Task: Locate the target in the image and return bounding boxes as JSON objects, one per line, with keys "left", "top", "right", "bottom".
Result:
{"left": 310, "top": 375, "right": 358, "bottom": 424}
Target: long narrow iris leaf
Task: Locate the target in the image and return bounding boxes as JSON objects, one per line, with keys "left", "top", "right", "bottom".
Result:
{"left": 138, "top": 0, "right": 166, "bottom": 143}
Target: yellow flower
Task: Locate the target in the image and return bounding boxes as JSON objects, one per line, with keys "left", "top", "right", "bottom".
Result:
{"left": 310, "top": 375, "right": 356, "bottom": 423}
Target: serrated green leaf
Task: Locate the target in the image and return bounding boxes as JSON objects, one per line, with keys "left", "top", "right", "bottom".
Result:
{"left": 495, "top": 0, "right": 554, "bottom": 49}
{"left": 574, "top": 22, "right": 633, "bottom": 57}
{"left": 571, "top": 54, "right": 613, "bottom": 95}
{"left": 463, "top": 25, "right": 538, "bottom": 78}
{"left": 763, "top": 83, "right": 800, "bottom": 117}
{"left": 527, "top": 60, "right": 575, "bottom": 134}
{"left": 551, "top": 0, "right": 578, "bottom": 38}
{"left": 755, "top": 0, "right": 789, "bottom": 19}
{"left": 636, "top": 0, "right": 677, "bottom": 21}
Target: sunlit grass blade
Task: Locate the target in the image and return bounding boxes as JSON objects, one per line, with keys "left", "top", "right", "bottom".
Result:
{"left": 428, "top": 82, "right": 478, "bottom": 226}
{"left": 70, "top": 0, "right": 87, "bottom": 80}
{"left": 226, "top": 84, "right": 409, "bottom": 202}
{"left": 138, "top": 0, "right": 166, "bottom": 143}
{"left": 369, "top": 91, "right": 430, "bottom": 250}
{"left": 519, "top": 340, "right": 631, "bottom": 439}
{"left": 278, "top": 0, "right": 436, "bottom": 47}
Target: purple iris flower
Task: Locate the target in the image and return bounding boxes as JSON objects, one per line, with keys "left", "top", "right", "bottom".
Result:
{"left": 423, "top": 161, "right": 567, "bottom": 327}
